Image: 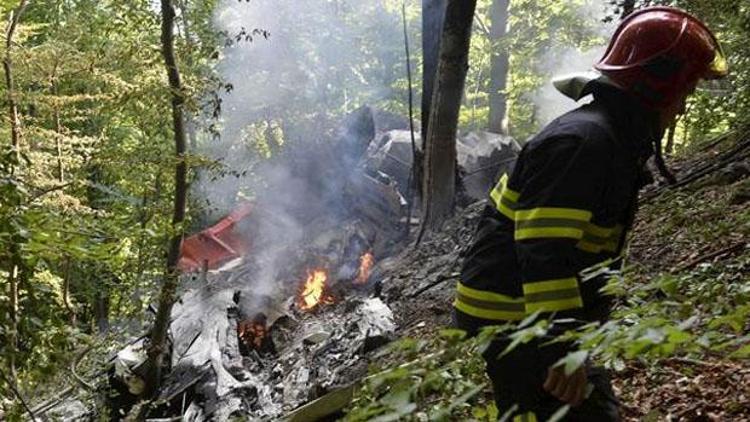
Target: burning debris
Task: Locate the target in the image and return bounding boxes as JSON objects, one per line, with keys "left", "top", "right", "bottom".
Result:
{"left": 297, "top": 269, "right": 334, "bottom": 311}
{"left": 237, "top": 313, "right": 274, "bottom": 355}
{"left": 354, "top": 251, "right": 374, "bottom": 285}
{"left": 138, "top": 266, "right": 397, "bottom": 420}
{"left": 106, "top": 106, "right": 518, "bottom": 420}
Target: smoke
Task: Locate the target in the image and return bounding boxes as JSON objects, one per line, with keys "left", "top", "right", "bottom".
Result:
{"left": 196, "top": 0, "right": 410, "bottom": 214}
{"left": 191, "top": 1, "right": 412, "bottom": 301}
{"left": 531, "top": 2, "right": 616, "bottom": 126}
{"left": 533, "top": 47, "right": 607, "bottom": 125}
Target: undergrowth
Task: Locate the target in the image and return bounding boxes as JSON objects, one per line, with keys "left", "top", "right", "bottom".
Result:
{"left": 345, "top": 156, "right": 750, "bottom": 421}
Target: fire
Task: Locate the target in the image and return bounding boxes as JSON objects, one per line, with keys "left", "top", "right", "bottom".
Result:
{"left": 238, "top": 314, "right": 267, "bottom": 350}
{"left": 354, "top": 251, "right": 375, "bottom": 285}
{"left": 298, "top": 269, "right": 332, "bottom": 311}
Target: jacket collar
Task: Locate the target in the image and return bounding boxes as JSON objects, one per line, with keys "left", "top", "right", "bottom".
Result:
{"left": 591, "top": 83, "right": 659, "bottom": 165}
{"left": 554, "top": 72, "right": 660, "bottom": 164}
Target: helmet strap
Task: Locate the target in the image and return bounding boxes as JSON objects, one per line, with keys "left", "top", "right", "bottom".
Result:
{"left": 653, "top": 137, "right": 677, "bottom": 185}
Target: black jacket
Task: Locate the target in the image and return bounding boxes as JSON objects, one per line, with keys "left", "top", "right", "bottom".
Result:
{"left": 455, "top": 86, "right": 657, "bottom": 325}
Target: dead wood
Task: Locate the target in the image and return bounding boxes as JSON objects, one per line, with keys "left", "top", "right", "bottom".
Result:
{"left": 672, "top": 242, "right": 747, "bottom": 273}
{"left": 643, "top": 136, "right": 750, "bottom": 202}
{"left": 409, "top": 273, "right": 459, "bottom": 298}
{"left": 70, "top": 345, "right": 96, "bottom": 391}
{"left": 30, "top": 387, "right": 74, "bottom": 415}
{"left": 699, "top": 125, "right": 748, "bottom": 152}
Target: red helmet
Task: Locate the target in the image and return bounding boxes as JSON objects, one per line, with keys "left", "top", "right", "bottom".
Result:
{"left": 595, "top": 6, "right": 727, "bottom": 109}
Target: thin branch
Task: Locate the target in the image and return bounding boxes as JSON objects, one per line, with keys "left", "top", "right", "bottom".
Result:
{"left": 29, "top": 181, "right": 74, "bottom": 203}
{"left": 473, "top": 14, "right": 490, "bottom": 36}
{"left": 30, "top": 386, "right": 74, "bottom": 414}
{"left": 0, "top": 367, "right": 39, "bottom": 422}
{"left": 409, "top": 274, "right": 459, "bottom": 298}
{"left": 672, "top": 242, "right": 747, "bottom": 273}
{"left": 70, "top": 345, "right": 96, "bottom": 391}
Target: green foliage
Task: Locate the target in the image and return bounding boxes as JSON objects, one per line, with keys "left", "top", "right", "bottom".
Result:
{"left": 0, "top": 0, "right": 223, "bottom": 413}
{"left": 651, "top": 0, "right": 750, "bottom": 143}
{"left": 461, "top": 0, "right": 604, "bottom": 139}
{"left": 345, "top": 328, "right": 500, "bottom": 421}
{"left": 1, "top": 0, "right": 748, "bottom": 417}
{"left": 347, "top": 166, "right": 749, "bottom": 417}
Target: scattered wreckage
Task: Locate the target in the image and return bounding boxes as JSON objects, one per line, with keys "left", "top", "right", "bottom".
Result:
{"left": 105, "top": 106, "right": 519, "bottom": 420}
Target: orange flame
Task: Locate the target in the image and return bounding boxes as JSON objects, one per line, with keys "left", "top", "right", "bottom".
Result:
{"left": 238, "top": 320, "right": 266, "bottom": 350}
{"left": 298, "top": 269, "right": 331, "bottom": 311}
{"left": 354, "top": 251, "right": 375, "bottom": 285}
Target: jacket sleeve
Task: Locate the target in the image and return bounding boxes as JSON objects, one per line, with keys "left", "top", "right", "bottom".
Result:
{"left": 509, "top": 136, "right": 615, "bottom": 316}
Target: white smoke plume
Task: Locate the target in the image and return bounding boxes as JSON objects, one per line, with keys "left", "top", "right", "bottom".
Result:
{"left": 189, "top": 1, "right": 415, "bottom": 302}
{"left": 531, "top": 2, "right": 617, "bottom": 126}
{"left": 196, "top": 0, "right": 412, "bottom": 215}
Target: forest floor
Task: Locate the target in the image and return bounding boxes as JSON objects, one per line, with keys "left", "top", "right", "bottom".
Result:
{"left": 378, "top": 132, "right": 750, "bottom": 421}
{"left": 27, "top": 133, "right": 748, "bottom": 421}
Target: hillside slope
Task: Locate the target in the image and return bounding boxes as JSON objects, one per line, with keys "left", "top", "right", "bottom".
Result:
{"left": 365, "top": 130, "right": 750, "bottom": 420}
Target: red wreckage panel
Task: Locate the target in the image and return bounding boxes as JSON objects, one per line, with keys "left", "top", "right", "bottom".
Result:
{"left": 177, "top": 202, "right": 254, "bottom": 273}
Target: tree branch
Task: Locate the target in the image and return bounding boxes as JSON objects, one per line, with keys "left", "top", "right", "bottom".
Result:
{"left": 4, "top": 0, "right": 29, "bottom": 161}
{"left": 0, "top": 367, "right": 38, "bottom": 422}
{"left": 143, "top": 0, "right": 189, "bottom": 398}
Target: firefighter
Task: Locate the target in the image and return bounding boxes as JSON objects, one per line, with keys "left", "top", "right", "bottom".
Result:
{"left": 453, "top": 7, "right": 727, "bottom": 421}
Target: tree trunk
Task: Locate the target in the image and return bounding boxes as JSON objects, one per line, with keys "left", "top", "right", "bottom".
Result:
{"left": 143, "top": 0, "right": 189, "bottom": 398}
{"left": 419, "top": 0, "right": 478, "bottom": 233}
{"left": 3, "top": 0, "right": 28, "bottom": 163}
{"left": 62, "top": 257, "right": 76, "bottom": 325}
{"left": 94, "top": 291, "right": 110, "bottom": 334}
{"left": 620, "top": 0, "right": 636, "bottom": 19}
{"left": 421, "top": 0, "right": 446, "bottom": 144}
{"left": 3, "top": 0, "right": 28, "bottom": 383}
{"left": 488, "top": 0, "right": 509, "bottom": 134}
{"left": 665, "top": 121, "right": 677, "bottom": 155}
{"left": 7, "top": 263, "right": 18, "bottom": 379}
{"left": 52, "top": 78, "right": 64, "bottom": 182}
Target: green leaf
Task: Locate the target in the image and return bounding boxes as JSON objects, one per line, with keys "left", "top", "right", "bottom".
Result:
{"left": 547, "top": 404, "right": 571, "bottom": 422}
{"left": 730, "top": 342, "right": 750, "bottom": 358}
{"left": 553, "top": 350, "right": 588, "bottom": 376}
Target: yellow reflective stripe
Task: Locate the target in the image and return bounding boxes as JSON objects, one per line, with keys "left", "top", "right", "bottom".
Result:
{"left": 496, "top": 173, "right": 520, "bottom": 202}
{"left": 576, "top": 239, "right": 603, "bottom": 253}
{"left": 497, "top": 199, "right": 516, "bottom": 221}
{"left": 586, "top": 221, "right": 616, "bottom": 238}
{"left": 576, "top": 224, "right": 622, "bottom": 253}
{"left": 490, "top": 179, "right": 503, "bottom": 208}
{"left": 453, "top": 298, "right": 526, "bottom": 321}
{"left": 490, "top": 174, "right": 519, "bottom": 220}
{"left": 457, "top": 281, "right": 524, "bottom": 304}
{"left": 577, "top": 239, "right": 617, "bottom": 253}
{"left": 522, "top": 277, "right": 578, "bottom": 295}
{"left": 512, "top": 412, "right": 538, "bottom": 422}
{"left": 515, "top": 207, "right": 591, "bottom": 222}
{"left": 513, "top": 207, "right": 596, "bottom": 241}
{"left": 602, "top": 240, "right": 618, "bottom": 252}
{"left": 504, "top": 186, "right": 519, "bottom": 202}
{"left": 515, "top": 226, "right": 584, "bottom": 240}
{"left": 523, "top": 277, "right": 583, "bottom": 313}
{"left": 525, "top": 296, "right": 583, "bottom": 312}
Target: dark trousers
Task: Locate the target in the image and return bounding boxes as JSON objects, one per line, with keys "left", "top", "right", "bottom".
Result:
{"left": 454, "top": 310, "right": 620, "bottom": 421}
